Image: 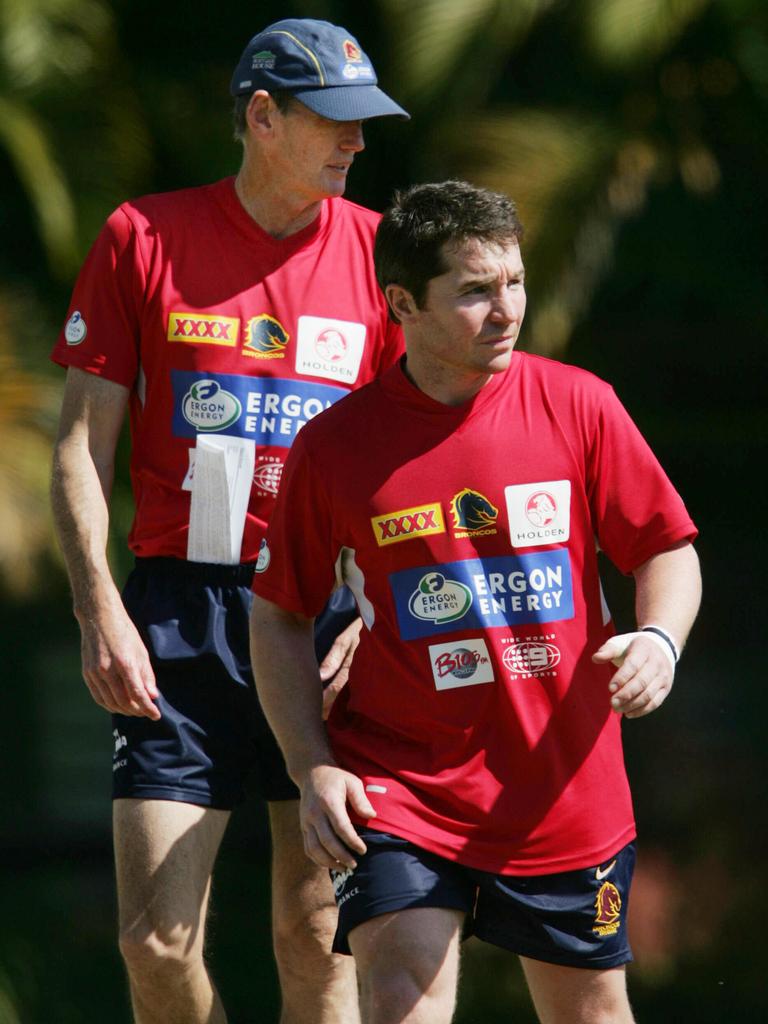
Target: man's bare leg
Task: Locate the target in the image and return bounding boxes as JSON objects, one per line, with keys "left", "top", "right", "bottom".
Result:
{"left": 269, "top": 800, "right": 361, "bottom": 1024}
{"left": 349, "top": 907, "right": 464, "bottom": 1024}
{"left": 114, "top": 798, "right": 230, "bottom": 1024}
{"left": 521, "top": 957, "right": 635, "bottom": 1024}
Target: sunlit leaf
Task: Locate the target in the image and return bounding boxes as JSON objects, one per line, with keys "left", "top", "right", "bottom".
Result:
{"left": 583, "top": 0, "right": 711, "bottom": 66}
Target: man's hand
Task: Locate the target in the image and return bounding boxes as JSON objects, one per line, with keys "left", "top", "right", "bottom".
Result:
{"left": 592, "top": 632, "right": 674, "bottom": 719}
{"left": 78, "top": 602, "right": 160, "bottom": 720}
{"left": 319, "top": 616, "right": 362, "bottom": 719}
{"left": 299, "top": 763, "right": 376, "bottom": 868}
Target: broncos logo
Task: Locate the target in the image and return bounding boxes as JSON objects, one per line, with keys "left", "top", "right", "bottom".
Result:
{"left": 244, "top": 314, "right": 289, "bottom": 358}
{"left": 593, "top": 882, "right": 622, "bottom": 935}
{"left": 450, "top": 488, "right": 499, "bottom": 532}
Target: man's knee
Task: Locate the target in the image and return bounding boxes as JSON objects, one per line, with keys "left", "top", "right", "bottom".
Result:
{"left": 118, "top": 916, "right": 204, "bottom": 981}
{"left": 272, "top": 874, "right": 339, "bottom": 969}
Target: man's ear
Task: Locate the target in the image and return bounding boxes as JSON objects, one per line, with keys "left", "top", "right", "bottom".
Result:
{"left": 245, "top": 90, "right": 277, "bottom": 136}
{"left": 385, "top": 284, "right": 419, "bottom": 324}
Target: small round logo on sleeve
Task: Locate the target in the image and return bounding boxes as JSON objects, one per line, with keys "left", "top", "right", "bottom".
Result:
{"left": 255, "top": 538, "right": 271, "bottom": 573}
{"left": 64, "top": 311, "right": 87, "bottom": 345}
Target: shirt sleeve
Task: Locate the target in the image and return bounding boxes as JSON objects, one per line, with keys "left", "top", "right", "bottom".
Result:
{"left": 251, "top": 429, "right": 340, "bottom": 616}
{"left": 50, "top": 206, "right": 146, "bottom": 387}
{"left": 586, "top": 386, "right": 698, "bottom": 574}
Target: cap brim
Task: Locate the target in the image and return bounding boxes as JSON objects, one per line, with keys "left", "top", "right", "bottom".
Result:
{"left": 291, "top": 85, "right": 410, "bottom": 121}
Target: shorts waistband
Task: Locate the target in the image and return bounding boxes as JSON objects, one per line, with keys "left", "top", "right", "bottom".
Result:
{"left": 134, "top": 556, "right": 256, "bottom": 586}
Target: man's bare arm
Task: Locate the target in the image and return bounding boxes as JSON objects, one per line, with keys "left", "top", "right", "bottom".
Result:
{"left": 593, "top": 541, "right": 702, "bottom": 719}
{"left": 51, "top": 367, "right": 159, "bottom": 719}
{"left": 250, "top": 594, "right": 375, "bottom": 867}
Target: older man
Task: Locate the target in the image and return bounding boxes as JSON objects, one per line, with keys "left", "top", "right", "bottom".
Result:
{"left": 51, "top": 18, "right": 408, "bottom": 1024}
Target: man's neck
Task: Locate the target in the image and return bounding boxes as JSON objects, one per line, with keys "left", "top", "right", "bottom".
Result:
{"left": 402, "top": 354, "right": 493, "bottom": 407}
{"left": 234, "top": 168, "right": 323, "bottom": 239}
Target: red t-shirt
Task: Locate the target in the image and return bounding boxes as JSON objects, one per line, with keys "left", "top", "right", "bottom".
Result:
{"left": 252, "top": 355, "right": 698, "bottom": 875}
{"left": 51, "top": 178, "right": 403, "bottom": 559}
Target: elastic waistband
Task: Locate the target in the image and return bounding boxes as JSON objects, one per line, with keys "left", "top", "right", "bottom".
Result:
{"left": 134, "top": 556, "right": 256, "bottom": 586}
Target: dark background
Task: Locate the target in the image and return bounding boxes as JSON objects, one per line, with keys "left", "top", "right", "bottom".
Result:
{"left": 1, "top": 1, "right": 765, "bottom": 1021}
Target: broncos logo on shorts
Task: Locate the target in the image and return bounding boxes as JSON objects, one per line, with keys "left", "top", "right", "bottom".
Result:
{"left": 450, "top": 488, "right": 499, "bottom": 533}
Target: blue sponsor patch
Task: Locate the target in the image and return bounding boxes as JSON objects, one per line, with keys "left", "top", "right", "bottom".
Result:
{"left": 391, "top": 550, "right": 574, "bottom": 640}
{"left": 171, "top": 370, "right": 348, "bottom": 447}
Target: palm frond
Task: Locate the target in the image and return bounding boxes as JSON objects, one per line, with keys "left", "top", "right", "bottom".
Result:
{"left": 382, "top": 0, "right": 551, "bottom": 107}
{"left": 0, "top": 96, "right": 78, "bottom": 275}
{"left": 0, "top": 311, "right": 60, "bottom": 595}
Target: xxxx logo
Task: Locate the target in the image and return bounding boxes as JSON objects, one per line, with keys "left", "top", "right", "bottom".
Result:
{"left": 372, "top": 503, "right": 445, "bottom": 547}
{"left": 168, "top": 312, "right": 239, "bottom": 346}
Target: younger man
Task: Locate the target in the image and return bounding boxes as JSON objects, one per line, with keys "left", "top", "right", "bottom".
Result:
{"left": 250, "top": 180, "right": 701, "bottom": 1024}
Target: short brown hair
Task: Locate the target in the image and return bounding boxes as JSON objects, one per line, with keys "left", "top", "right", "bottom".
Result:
{"left": 374, "top": 181, "right": 524, "bottom": 321}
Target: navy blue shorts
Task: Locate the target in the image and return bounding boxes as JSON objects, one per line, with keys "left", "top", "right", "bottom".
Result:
{"left": 331, "top": 829, "right": 635, "bottom": 970}
{"left": 111, "top": 557, "right": 358, "bottom": 808}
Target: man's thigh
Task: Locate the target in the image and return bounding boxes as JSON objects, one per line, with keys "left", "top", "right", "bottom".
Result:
{"left": 329, "top": 828, "right": 475, "bottom": 956}
{"left": 114, "top": 798, "right": 230, "bottom": 946}
{"left": 520, "top": 958, "right": 634, "bottom": 1024}
{"left": 349, "top": 907, "right": 464, "bottom": 1024}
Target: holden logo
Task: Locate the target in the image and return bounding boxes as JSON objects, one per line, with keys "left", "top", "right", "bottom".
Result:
{"left": 409, "top": 572, "right": 472, "bottom": 625}
{"left": 182, "top": 379, "right": 242, "bottom": 432}
{"left": 315, "top": 329, "right": 347, "bottom": 363}
{"left": 502, "top": 641, "right": 561, "bottom": 675}
{"left": 525, "top": 491, "right": 557, "bottom": 527}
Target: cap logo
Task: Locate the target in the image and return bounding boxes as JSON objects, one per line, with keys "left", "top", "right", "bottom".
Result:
{"left": 343, "top": 39, "right": 362, "bottom": 62}
{"left": 251, "top": 49, "right": 276, "bottom": 70}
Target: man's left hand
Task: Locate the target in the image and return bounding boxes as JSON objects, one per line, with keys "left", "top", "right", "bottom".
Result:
{"left": 319, "top": 617, "right": 363, "bottom": 719}
{"left": 592, "top": 633, "right": 675, "bottom": 719}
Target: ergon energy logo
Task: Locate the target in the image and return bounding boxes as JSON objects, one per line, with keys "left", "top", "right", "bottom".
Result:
{"left": 372, "top": 503, "right": 445, "bottom": 546}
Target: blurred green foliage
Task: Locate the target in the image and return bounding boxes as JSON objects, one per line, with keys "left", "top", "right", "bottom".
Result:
{"left": 1, "top": 0, "right": 766, "bottom": 1020}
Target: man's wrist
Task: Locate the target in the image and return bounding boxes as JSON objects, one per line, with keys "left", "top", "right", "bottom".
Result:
{"left": 640, "top": 624, "right": 680, "bottom": 663}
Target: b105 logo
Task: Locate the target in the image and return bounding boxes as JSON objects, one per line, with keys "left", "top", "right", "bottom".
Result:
{"left": 428, "top": 639, "right": 494, "bottom": 691}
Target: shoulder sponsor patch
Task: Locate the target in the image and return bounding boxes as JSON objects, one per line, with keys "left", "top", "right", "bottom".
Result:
{"left": 171, "top": 370, "right": 347, "bottom": 447}
{"left": 296, "top": 316, "right": 366, "bottom": 384}
{"left": 372, "top": 503, "right": 445, "bottom": 546}
{"left": 505, "top": 480, "right": 571, "bottom": 548}
{"left": 168, "top": 312, "right": 239, "bottom": 346}
{"left": 64, "top": 310, "right": 87, "bottom": 345}
{"left": 428, "top": 639, "right": 494, "bottom": 691}
{"left": 390, "top": 550, "right": 574, "bottom": 641}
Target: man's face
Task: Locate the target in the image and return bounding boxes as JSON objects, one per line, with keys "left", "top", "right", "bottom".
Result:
{"left": 409, "top": 237, "right": 527, "bottom": 379}
{"left": 269, "top": 100, "right": 365, "bottom": 202}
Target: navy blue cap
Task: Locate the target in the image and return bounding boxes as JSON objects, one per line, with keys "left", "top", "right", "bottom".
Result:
{"left": 230, "top": 18, "right": 409, "bottom": 121}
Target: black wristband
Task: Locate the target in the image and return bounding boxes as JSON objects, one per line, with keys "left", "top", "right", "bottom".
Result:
{"left": 641, "top": 626, "right": 679, "bottom": 663}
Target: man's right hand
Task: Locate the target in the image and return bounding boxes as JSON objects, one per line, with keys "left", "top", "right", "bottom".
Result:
{"left": 299, "top": 764, "right": 376, "bottom": 869}
{"left": 78, "top": 602, "right": 160, "bottom": 720}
